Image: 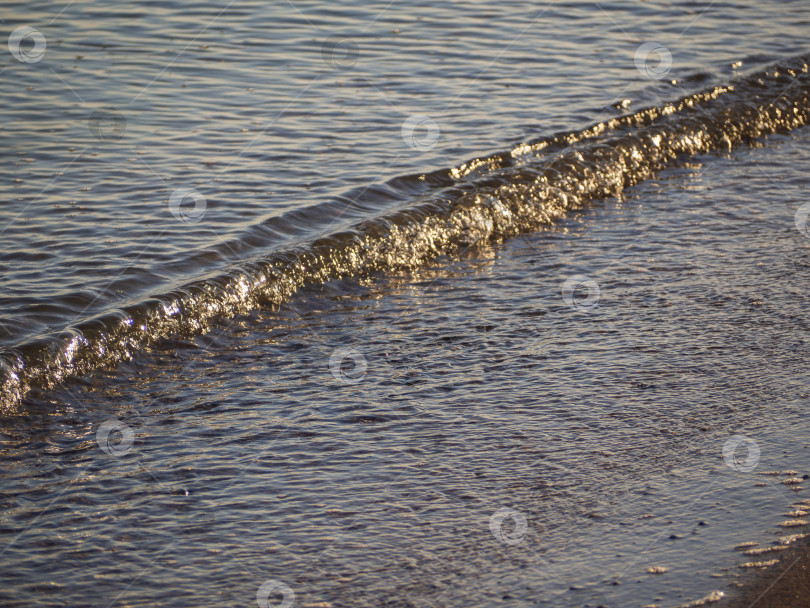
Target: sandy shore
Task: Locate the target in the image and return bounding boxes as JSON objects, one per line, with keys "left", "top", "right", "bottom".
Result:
{"left": 723, "top": 534, "right": 810, "bottom": 607}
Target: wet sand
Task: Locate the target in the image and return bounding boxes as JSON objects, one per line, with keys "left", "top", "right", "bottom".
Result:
{"left": 725, "top": 535, "right": 810, "bottom": 608}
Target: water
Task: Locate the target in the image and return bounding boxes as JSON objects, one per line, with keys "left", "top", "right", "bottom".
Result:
{"left": 2, "top": 1, "right": 810, "bottom": 606}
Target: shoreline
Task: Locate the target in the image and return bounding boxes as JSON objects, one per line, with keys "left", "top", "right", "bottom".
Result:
{"left": 723, "top": 533, "right": 810, "bottom": 607}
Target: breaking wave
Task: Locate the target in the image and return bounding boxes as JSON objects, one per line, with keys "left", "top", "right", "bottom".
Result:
{"left": 2, "top": 52, "right": 809, "bottom": 411}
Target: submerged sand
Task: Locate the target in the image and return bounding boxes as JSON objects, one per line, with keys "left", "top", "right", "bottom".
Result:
{"left": 725, "top": 535, "right": 810, "bottom": 608}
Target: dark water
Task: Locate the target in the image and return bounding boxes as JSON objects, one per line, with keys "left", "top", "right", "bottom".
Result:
{"left": 3, "top": 1, "right": 810, "bottom": 607}
{"left": 2, "top": 0, "right": 810, "bottom": 408}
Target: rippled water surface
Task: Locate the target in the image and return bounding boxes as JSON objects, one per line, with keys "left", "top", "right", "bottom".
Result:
{"left": 2, "top": 1, "right": 810, "bottom": 607}
{"left": 2, "top": 0, "right": 809, "bottom": 357}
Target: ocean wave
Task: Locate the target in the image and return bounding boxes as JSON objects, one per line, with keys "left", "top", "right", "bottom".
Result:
{"left": 2, "top": 52, "right": 808, "bottom": 411}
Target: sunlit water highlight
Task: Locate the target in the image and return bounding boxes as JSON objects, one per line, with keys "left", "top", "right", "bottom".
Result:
{"left": 2, "top": 1, "right": 810, "bottom": 607}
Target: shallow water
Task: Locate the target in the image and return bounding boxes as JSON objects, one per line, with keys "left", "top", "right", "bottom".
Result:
{"left": 2, "top": 0, "right": 810, "bottom": 404}
{"left": 5, "top": 128, "right": 810, "bottom": 607}
{"left": 2, "top": 1, "right": 810, "bottom": 607}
